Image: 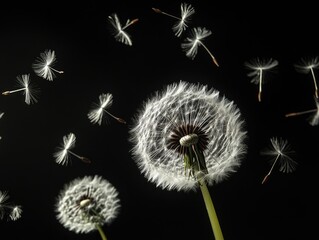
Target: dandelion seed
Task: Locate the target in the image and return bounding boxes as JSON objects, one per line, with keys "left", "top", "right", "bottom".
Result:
{"left": 294, "top": 56, "right": 319, "bottom": 99}
{"left": 152, "top": 3, "right": 195, "bottom": 37}
{"left": 55, "top": 175, "right": 120, "bottom": 239}
{"left": 261, "top": 137, "right": 297, "bottom": 184}
{"left": 181, "top": 27, "right": 219, "bottom": 67}
{"left": 129, "top": 80, "right": 247, "bottom": 240}
{"left": 0, "top": 190, "right": 22, "bottom": 221}
{"left": 32, "top": 49, "right": 64, "bottom": 81}
{"left": 88, "top": 93, "right": 126, "bottom": 125}
{"left": 244, "top": 57, "right": 279, "bottom": 102}
{"left": 285, "top": 96, "right": 319, "bottom": 126}
{"left": 108, "top": 13, "right": 139, "bottom": 46}
{"left": 2, "top": 74, "right": 39, "bottom": 105}
{"left": 53, "top": 132, "right": 91, "bottom": 166}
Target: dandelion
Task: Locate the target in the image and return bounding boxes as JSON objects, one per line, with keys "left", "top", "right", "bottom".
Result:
{"left": 32, "top": 49, "right": 64, "bottom": 81}
{"left": 53, "top": 132, "right": 90, "bottom": 166}
{"left": 244, "top": 57, "right": 279, "bottom": 102}
{"left": 88, "top": 93, "right": 126, "bottom": 125}
{"left": 294, "top": 56, "right": 319, "bottom": 99}
{"left": 2, "top": 74, "right": 39, "bottom": 105}
{"left": 181, "top": 27, "right": 219, "bottom": 67}
{"left": 129, "top": 80, "right": 247, "bottom": 240}
{"left": 285, "top": 96, "right": 319, "bottom": 126}
{"left": 152, "top": 3, "right": 195, "bottom": 37}
{"left": 0, "top": 190, "right": 22, "bottom": 221}
{"left": 261, "top": 137, "right": 297, "bottom": 184}
{"left": 55, "top": 175, "right": 120, "bottom": 240}
{"left": 107, "top": 13, "right": 139, "bottom": 46}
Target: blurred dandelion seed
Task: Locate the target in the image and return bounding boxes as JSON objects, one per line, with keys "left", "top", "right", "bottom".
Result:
{"left": 181, "top": 27, "right": 219, "bottom": 67}
{"left": 152, "top": 2, "right": 195, "bottom": 37}
{"left": 2, "top": 74, "right": 39, "bottom": 105}
{"left": 32, "top": 49, "right": 64, "bottom": 81}
{"left": 88, "top": 93, "right": 126, "bottom": 125}
{"left": 108, "top": 13, "right": 139, "bottom": 46}
{"left": 244, "top": 57, "right": 278, "bottom": 102}
{"left": 54, "top": 132, "right": 91, "bottom": 166}
{"left": 129, "top": 80, "right": 247, "bottom": 240}
{"left": 0, "top": 190, "right": 22, "bottom": 221}
{"left": 55, "top": 175, "right": 120, "bottom": 239}
{"left": 261, "top": 137, "right": 297, "bottom": 184}
{"left": 294, "top": 56, "right": 319, "bottom": 99}
{"left": 285, "top": 96, "right": 319, "bottom": 126}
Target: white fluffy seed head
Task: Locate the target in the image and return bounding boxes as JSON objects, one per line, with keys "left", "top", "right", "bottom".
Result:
{"left": 129, "top": 80, "right": 248, "bottom": 192}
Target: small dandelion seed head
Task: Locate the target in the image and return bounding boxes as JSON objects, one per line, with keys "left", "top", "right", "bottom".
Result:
{"left": 55, "top": 175, "right": 121, "bottom": 234}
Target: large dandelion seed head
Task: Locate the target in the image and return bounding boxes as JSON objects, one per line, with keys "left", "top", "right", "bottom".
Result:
{"left": 55, "top": 175, "right": 120, "bottom": 234}
{"left": 129, "top": 81, "right": 247, "bottom": 191}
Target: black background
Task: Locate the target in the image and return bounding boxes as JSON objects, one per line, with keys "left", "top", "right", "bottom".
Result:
{"left": 0, "top": 1, "right": 317, "bottom": 239}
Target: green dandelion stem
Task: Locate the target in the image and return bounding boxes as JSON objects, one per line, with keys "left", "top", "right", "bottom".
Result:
{"left": 96, "top": 224, "right": 107, "bottom": 240}
{"left": 199, "top": 178, "right": 224, "bottom": 240}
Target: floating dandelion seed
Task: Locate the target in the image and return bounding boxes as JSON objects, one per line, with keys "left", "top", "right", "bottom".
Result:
{"left": 294, "top": 56, "right": 319, "bottom": 99}
{"left": 0, "top": 190, "right": 22, "bottom": 221}
{"left": 55, "top": 175, "right": 120, "bottom": 240}
{"left": 2, "top": 74, "right": 39, "bottom": 105}
{"left": 152, "top": 2, "right": 195, "bottom": 37}
{"left": 88, "top": 93, "right": 126, "bottom": 125}
{"left": 53, "top": 132, "right": 91, "bottom": 166}
{"left": 108, "top": 13, "right": 139, "bottom": 46}
{"left": 261, "top": 137, "right": 297, "bottom": 184}
{"left": 129, "top": 80, "right": 247, "bottom": 240}
{"left": 285, "top": 96, "right": 319, "bottom": 126}
{"left": 244, "top": 57, "right": 279, "bottom": 102}
{"left": 181, "top": 27, "right": 219, "bottom": 67}
{"left": 32, "top": 49, "right": 64, "bottom": 81}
